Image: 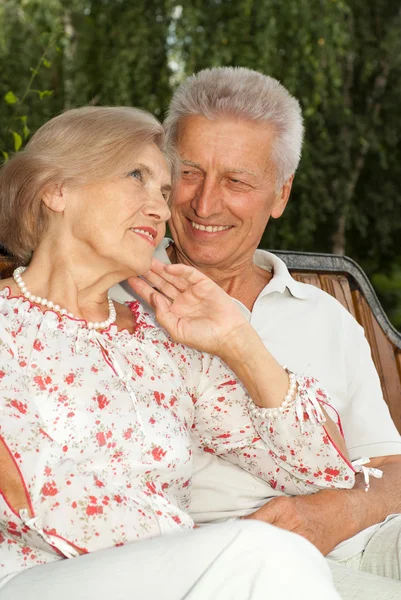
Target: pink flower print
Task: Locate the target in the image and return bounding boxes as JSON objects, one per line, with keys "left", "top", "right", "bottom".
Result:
{"left": 151, "top": 446, "right": 167, "bottom": 462}
{"left": 21, "top": 546, "right": 30, "bottom": 555}
{"left": 0, "top": 370, "right": 5, "bottom": 379}
{"left": 65, "top": 373, "right": 75, "bottom": 385}
{"left": 10, "top": 399, "right": 27, "bottom": 414}
{"left": 33, "top": 339, "right": 44, "bottom": 352}
{"left": 154, "top": 391, "right": 164, "bottom": 406}
{"left": 96, "top": 432, "right": 106, "bottom": 447}
{"left": 172, "top": 515, "right": 181, "bottom": 524}
{"left": 146, "top": 482, "right": 157, "bottom": 494}
{"left": 134, "top": 365, "right": 144, "bottom": 377}
{"left": 0, "top": 532, "right": 5, "bottom": 544}
{"left": 123, "top": 428, "right": 133, "bottom": 440}
{"left": 86, "top": 505, "right": 103, "bottom": 516}
{"left": 33, "top": 376, "right": 46, "bottom": 391}
{"left": 41, "top": 481, "right": 59, "bottom": 497}
{"left": 324, "top": 467, "right": 340, "bottom": 477}
{"left": 94, "top": 394, "right": 109, "bottom": 410}
{"left": 169, "top": 396, "right": 177, "bottom": 406}
{"left": 218, "top": 380, "right": 237, "bottom": 389}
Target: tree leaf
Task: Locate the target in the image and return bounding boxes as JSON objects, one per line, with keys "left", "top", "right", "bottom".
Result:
{"left": 23, "top": 125, "right": 30, "bottom": 139}
{"left": 12, "top": 131, "right": 22, "bottom": 152}
{"left": 38, "top": 90, "right": 53, "bottom": 100}
{"left": 4, "top": 91, "right": 18, "bottom": 104}
{"left": 43, "top": 58, "right": 51, "bottom": 68}
{"left": 1, "top": 151, "right": 9, "bottom": 162}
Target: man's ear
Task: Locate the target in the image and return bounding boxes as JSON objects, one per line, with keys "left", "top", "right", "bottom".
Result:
{"left": 271, "top": 175, "right": 294, "bottom": 219}
{"left": 41, "top": 184, "right": 65, "bottom": 213}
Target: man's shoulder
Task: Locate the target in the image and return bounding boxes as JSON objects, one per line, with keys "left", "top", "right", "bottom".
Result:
{"left": 259, "top": 249, "right": 360, "bottom": 327}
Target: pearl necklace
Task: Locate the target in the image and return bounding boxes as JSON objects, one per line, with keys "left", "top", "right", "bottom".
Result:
{"left": 13, "top": 266, "right": 117, "bottom": 331}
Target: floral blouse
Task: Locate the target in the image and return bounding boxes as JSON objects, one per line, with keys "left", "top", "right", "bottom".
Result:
{"left": 0, "top": 288, "right": 355, "bottom": 579}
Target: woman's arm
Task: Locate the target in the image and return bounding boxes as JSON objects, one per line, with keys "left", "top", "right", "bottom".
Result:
{"left": 130, "top": 260, "right": 357, "bottom": 492}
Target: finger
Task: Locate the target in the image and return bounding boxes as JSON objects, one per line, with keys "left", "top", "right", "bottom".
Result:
{"left": 142, "top": 270, "right": 181, "bottom": 299}
{"left": 149, "top": 261, "right": 190, "bottom": 292}
{"left": 152, "top": 294, "right": 180, "bottom": 337}
{"left": 243, "top": 504, "right": 277, "bottom": 524}
{"left": 152, "top": 259, "right": 206, "bottom": 287}
{"left": 128, "top": 277, "right": 167, "bottom": 306}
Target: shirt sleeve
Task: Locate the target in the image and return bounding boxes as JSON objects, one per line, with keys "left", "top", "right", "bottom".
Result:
{"left": 192, "top": 355, "right": 356, "bottom": 495}
{"left": 341, "top": 318, "right": 401, "bottom": 460}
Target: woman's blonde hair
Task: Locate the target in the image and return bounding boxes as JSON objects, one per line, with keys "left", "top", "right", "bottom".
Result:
{"left": 0, "top": 106, "right": 176, "bottom": 263}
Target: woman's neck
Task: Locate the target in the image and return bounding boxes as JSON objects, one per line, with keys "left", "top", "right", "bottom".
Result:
{"left": 16, "top": 239, "right": 132, "bottom": 323}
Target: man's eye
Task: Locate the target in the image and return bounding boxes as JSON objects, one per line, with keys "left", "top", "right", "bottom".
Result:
{"left": 128, "top": 169, "right": 143, "bottom": 181}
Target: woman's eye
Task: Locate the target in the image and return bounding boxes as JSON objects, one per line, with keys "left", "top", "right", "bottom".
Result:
{"left": 128, "top": 169, "right": 143, "bottom": 181}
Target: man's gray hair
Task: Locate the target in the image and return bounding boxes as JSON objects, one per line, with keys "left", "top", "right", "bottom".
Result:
{"left": 164, "top": 66, "right": 304, "bottom": 186}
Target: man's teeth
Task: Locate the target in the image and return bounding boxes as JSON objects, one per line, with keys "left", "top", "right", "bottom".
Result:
{"left": 191, "top": 221, "right": 231, "bottom": 233}
{"left": 131, "top": 228, "right": 154, "bottom": 241}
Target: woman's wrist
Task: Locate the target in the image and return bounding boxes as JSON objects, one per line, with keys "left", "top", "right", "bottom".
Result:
{"left": 217, "top": 326, "right": 290, "bottom": 409}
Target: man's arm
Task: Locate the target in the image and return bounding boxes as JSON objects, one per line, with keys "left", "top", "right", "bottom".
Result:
{"left": 244, "top": 454, "right": 401, "bottom": 555}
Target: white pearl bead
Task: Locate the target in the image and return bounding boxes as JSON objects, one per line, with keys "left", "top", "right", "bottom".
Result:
{"left": 13, "top": 267, "right": 116, "bottom": 331}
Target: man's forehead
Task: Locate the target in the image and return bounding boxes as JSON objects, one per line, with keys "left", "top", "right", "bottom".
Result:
{"left": 176, "top": 115, "right": 275, "bottom": 175}
{"left": 181, "top": 158, "right": 259, "bottom": 178}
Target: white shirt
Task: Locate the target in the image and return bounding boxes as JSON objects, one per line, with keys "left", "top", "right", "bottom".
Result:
{"left": 111, "top": 239, "right": 401, "bottom": 560}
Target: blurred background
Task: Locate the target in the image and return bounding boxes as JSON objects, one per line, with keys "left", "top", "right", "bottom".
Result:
{"left": 1, "top": 0, "right": 400, "bottom": 328}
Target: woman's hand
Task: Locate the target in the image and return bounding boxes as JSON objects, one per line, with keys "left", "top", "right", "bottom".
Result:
{"left": 128, "top": 259, "right": 250, "bottom": 358}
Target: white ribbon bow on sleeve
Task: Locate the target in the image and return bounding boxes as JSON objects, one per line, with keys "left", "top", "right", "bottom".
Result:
{"left": 352, "top": 457, "right": 383, "bottom": 492}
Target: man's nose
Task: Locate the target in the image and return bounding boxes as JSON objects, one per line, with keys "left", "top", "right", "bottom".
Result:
{"left": 191, "top": 179, "right": 221, "bottom": 218}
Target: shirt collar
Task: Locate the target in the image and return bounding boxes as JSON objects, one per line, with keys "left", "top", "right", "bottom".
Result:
{"left": 155, "top": 239, "right": 309, "bottom": 300}
{"left": 253, "top": 249, "right": 309, "bottom": 300}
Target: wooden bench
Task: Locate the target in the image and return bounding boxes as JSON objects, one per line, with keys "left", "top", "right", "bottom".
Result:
{"left": 2, "top": 251, "right": 401, "bottom": 432}
{"left": 273, "top": 250, "right": 401, "bottom": 434}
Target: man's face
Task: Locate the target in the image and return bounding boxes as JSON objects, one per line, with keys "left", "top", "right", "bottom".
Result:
{"left": 169, "top": 116, "right": 292, "bottom": 270}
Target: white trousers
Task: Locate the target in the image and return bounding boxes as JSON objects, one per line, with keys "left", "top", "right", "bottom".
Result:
{"left": 328, "top": 516, "right": 401, "bottom": 599}
{"left": 0, "top": 520, "right": 340, "bottom": 600}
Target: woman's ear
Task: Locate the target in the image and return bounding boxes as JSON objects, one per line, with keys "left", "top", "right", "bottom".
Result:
{"left": 41, "top": 184, "right": 66, "bottom": 213}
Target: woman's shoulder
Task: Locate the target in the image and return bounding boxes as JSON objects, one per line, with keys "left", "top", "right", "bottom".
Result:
{"left": 0, "top": 277, "right": 17, "bottom": 294}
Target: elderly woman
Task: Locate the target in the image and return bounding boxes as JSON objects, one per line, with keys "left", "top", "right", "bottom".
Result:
{"left": 0, "top": 106, "right": 344, "bottom": 600}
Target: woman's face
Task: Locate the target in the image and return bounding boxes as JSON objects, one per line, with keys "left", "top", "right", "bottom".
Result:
{"left": 54, "top": 143, "right": 172, "bottom": 278}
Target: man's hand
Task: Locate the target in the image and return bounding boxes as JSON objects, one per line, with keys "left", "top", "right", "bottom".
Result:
{"left": 244, "top": 455, "right": 401, "bottom": 556}
{"left": 243, "top": 494, "right": 349, "bottom": 555}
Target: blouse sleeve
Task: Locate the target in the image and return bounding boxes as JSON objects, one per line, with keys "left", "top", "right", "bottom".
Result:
{"left": 191, "top": 355, "right": 356, "bottom": 495}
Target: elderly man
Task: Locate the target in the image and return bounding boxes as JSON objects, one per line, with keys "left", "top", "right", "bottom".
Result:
{"left": 112, "top": 67, "right": 401, "bottom": 597}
